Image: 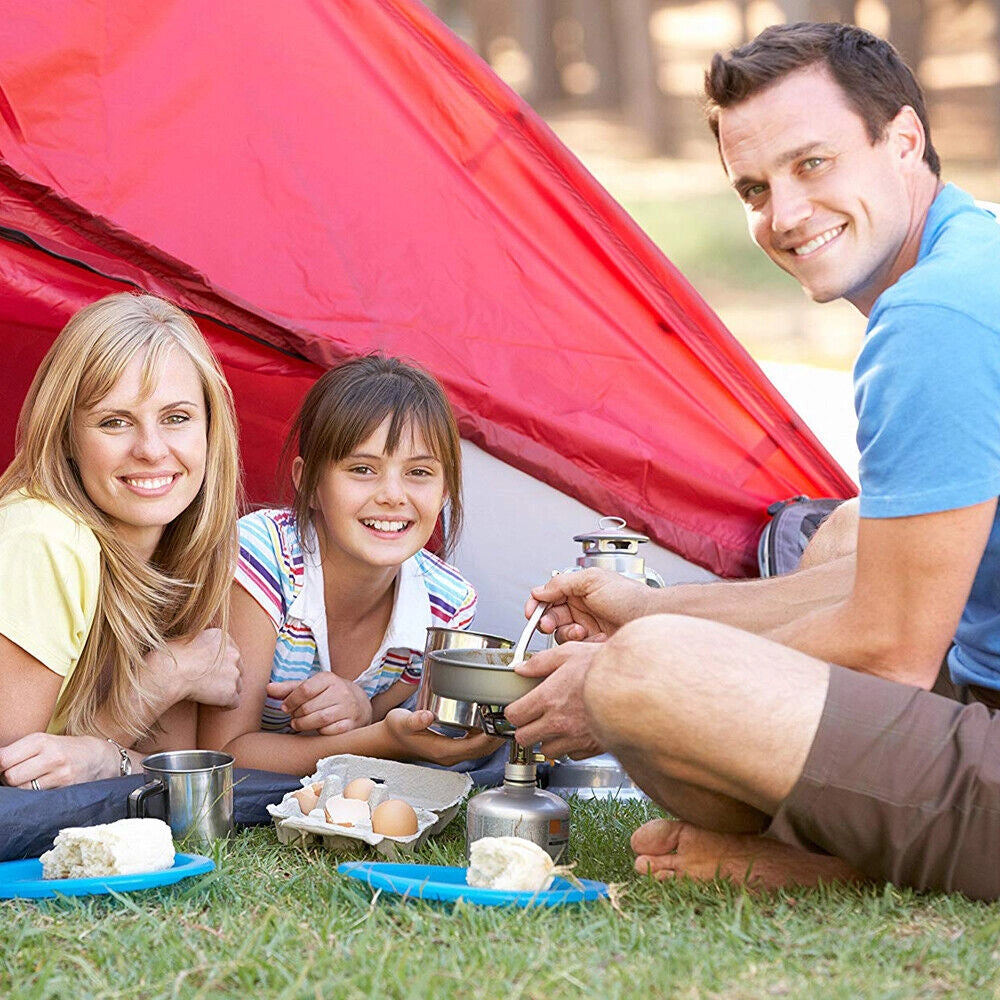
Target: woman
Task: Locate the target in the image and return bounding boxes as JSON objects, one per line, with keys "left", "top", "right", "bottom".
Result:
{"left": 200, "top": 355, "right": 500, "bottom": 773}
{"left": 0, "top": 293, "right": 242, "bottom": 788}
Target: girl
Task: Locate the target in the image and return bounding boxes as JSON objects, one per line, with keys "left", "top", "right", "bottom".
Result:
{"left": 200, "top": 355, "right": 500, "bottom": 772}
{"left": 0, "top": 293, "right": 242, "bottom": 788}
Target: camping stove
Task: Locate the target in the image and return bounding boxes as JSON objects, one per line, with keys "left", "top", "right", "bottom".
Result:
{"left": 544, "top": 517, "right": 661, "bottom": 800}
{"left": 422, "top": 645, "right": 571, "bottom": 861}
{"left": 465, "top": 706, "right": 570, "bottom": 862}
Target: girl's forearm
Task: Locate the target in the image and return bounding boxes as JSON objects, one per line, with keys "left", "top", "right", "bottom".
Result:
{"left": 217, "top": 721, "right": 402, "bottom": 776}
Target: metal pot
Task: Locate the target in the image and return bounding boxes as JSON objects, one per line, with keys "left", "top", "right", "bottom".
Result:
{"left": 425, "top": 647, "right": 539, "bottom": 737}
{"left": 417, "top": 627, "right": 513, "bottom": 733}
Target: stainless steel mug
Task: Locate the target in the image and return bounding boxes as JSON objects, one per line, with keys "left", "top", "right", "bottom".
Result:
{"left": 417, "top": 627, "right": 513, "bottom": 734}
{"left": 127, "top": 750, "right": 235, "bottom": 842}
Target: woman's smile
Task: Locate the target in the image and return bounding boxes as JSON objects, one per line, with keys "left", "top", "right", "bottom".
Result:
{"left": 72, "top": 346, "right": 208, "bottom": 560}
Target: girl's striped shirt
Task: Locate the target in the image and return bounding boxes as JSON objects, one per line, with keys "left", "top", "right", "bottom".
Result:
{"left": 236, "top": 508, "right": 476, "bottom": 732}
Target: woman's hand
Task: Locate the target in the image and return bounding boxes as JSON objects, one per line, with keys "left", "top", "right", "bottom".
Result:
{"left": 0, "top": 732, "right": 121, "bottom": 788}
{"left": 381, "top": 709, "right": 503, "bottom": 766}
{"left": 526, "top": 568, "right": 653, "bottom": 643}
{"left": 147, "top": 629, "right": 242, "bottom": 710}
{"left": 267, "top": 674, "right": 373, "bottom": 735}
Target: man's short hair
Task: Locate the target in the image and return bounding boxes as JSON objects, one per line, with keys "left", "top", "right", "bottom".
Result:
{"left": 704, "top": 22, "right": 941, "bottom": 177}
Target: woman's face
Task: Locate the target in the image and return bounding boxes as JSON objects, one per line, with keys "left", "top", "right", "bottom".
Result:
{"left": 296, "top": 416, "right": 446, "bottom": 572}
{"left": 72, "top": 346, "right": 208, "bottom": 560}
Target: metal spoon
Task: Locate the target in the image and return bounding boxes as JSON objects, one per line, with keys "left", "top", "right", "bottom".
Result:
{"left": 510, "top": 601, "right": 550, "bottom": 665}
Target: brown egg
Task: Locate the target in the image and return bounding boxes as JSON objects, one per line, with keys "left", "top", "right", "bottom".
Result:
{"left": 343, "top": 777, "right": 378, "bottom": 802}
{"left": 371, "top": 798, "right": 419, "bottom": 837}
{"left": 291, "top": 786, "right": 319, "bottom": 814}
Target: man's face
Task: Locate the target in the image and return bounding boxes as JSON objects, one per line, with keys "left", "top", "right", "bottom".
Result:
{"left": 718, "top": 64, "right": 921, "bottom": 315}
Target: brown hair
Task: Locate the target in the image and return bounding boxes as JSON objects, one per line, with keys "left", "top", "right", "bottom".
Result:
{"left": 0, "top": 292, "right": 241, "bottom": 739}
{"left": 286, "top": 354, "right": 463, "bottom": 558}
{"left": 704, "top": 22, "right": 940, "bottom": 177}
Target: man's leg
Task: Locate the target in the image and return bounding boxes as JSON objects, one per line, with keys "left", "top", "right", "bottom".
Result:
{"left": 583, "top": 613, "right": 863, "bottom": 888}
{"left": 798, "top": 497, "right": 858, "bottom": 570}
{"left": 627, "top": 819, "right": 861, "bottom": 888}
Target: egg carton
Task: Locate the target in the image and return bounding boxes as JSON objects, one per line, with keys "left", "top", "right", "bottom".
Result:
{"left": 268, "top": 754, "right": 473, "bottom": 858}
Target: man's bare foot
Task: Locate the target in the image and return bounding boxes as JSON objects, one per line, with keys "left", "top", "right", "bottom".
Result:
{"left": 631, "top": 818, "right": 864, "bottom": 891}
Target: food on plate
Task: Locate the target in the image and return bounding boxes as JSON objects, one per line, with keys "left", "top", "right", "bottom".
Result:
{"left": 370, "top": 798, "right": 419, "bottom": 837}
{"left": 466, "top": 836, "right": 555, "bottom": 892}
{"left": 343, "top": 777, "right": 378, "bottom": 802}
{"left": 40, "top": 818, "right": 175, "bottom": 880}
{"left": 291, "top": 782, "right": 323, "bottom": 814}
{"left": 324, "top": 796, "right": 372, "bottom": 827}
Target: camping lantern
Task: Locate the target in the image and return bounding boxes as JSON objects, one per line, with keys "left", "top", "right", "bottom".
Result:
{"left": 573, "top": 516, "right": 666, "bottom": 587}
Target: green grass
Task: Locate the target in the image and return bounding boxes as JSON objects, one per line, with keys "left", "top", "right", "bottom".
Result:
{"left": 5, "top": 798, "right": 1000, "bottom": 1000}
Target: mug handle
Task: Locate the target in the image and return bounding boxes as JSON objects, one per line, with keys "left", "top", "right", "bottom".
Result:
{"left": 127, "top": 779, "right": 165, "bottom": 818}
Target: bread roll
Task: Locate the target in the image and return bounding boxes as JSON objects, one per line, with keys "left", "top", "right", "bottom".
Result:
{"left": 40, "top": 818, "right": 175, "bottom": 879}
{"left": 467, "top": 836, "right": 555, "bottom": 892}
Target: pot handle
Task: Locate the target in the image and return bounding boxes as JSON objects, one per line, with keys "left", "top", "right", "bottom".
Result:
{"left": 511, "top": 601, "right": 550, "bottom": 663}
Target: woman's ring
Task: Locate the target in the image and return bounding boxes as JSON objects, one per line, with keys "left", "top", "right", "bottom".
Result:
{"left": 30, "top": 778, "right": 40, "bottom": 791}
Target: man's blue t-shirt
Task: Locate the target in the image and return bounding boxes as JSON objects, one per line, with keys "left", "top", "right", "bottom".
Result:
{"left": 854, "top": 184, "right": 1000, "bottom": 690}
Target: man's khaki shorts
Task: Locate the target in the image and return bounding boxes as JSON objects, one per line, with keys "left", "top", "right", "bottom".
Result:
{"left": 767, "top": 662, "right": 1000, "bottom": 900}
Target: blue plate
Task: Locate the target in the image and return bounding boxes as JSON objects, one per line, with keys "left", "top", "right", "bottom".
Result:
{"left": 0, "top": 853, "right": 215, "bottom": 899}
{"left": 338, "top": 861, "right": 608, "bottom": 907}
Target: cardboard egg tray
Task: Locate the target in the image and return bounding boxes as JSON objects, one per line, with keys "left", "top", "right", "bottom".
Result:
{"left": 268, "top": 754, "right": 473, "bottom": 858}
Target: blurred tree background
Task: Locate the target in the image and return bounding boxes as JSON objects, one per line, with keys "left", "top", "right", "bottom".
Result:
{"left": 422, "top": 0, "right": 1000, "bottom": 369}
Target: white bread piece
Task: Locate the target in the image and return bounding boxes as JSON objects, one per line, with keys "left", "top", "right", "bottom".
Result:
{"left": 40, "top": 818, "right": 175, "bottom": 880}
{"left": 467, "top": 836, "right": 555, "bottom": 892}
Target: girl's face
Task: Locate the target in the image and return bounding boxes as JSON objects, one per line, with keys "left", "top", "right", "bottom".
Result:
{"left": 296, "top": 415, "right": 446, "bottom": 571}
{"left": 71, "top": 346, "right": 208, "bottom": 560}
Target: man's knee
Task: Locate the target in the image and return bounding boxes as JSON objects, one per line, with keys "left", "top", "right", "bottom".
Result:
{"left": 582, "top": 614, "right": 720, "bottom": 741}
{"left": 799, "top": 497, "right": 859, "bottom": 570}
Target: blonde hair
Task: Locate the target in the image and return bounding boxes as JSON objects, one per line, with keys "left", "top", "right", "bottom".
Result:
{"left": 0, "top": 293, "right": 241, "bottom": 739}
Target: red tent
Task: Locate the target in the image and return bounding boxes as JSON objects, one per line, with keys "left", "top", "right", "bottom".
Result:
{"left": 0, "top": 0, "right": 854, "bottom": 632}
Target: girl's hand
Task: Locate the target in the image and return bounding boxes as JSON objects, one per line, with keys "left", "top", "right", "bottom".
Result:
{"left": 0, "top": 732, "right": 121, "bottom": 788}
{"left": 381, "top": 709, "right": 503, "bottom": 766}
{"left": 268, "top": 674, "right": 373, "bottom": 735}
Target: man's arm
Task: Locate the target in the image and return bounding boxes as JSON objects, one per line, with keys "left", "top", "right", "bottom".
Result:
{"left": 764, "top": 500, "right": 996, "bottom": 687}
{"left": 531, "top": 553, "right": 856, "bottom": 643}
{"left": 512, "top": 499, "right": 994, "bottom": 756}
{"left": 534, "top": 495, "right": 992, "bottom": 686}
{"left": 647, "top": 554, "right": 857, "bottom": 634}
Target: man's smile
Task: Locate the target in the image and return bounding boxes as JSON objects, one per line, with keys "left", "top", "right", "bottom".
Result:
{"left": 791, "top": 224, "right": 846, "bottom": 256}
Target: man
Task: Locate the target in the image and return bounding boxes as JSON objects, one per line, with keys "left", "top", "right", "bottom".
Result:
{"left": 504, "top": 22, "right": 1000, "bottom": 899}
